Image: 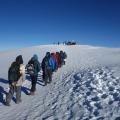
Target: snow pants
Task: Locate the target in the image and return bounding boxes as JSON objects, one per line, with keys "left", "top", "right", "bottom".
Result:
{"left": 43, "top": 69, "right": 52, "bottom": 85}
{"left": 30, "top": 75, "right": 38, "bottom": 92}
{"left": 6, "top": 85, "right": 21, "bottom": 104}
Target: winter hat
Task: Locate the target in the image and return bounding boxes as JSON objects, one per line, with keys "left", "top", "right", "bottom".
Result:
{"left": 33, "top": 54, "right": 38, "bottom": 60}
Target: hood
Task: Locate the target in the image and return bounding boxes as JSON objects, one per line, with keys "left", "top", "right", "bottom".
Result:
{"left": 32, "top": 54, "right": 38, "bottom": 60}
{"left": 16, "top": 55, "right": 23, "bottom": 64}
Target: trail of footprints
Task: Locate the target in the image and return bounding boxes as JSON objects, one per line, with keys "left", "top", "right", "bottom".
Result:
{"left": 22, "top": 67, "right": 120, "bottom": 120}
{"left": 68, "top": 67, "right": 120, "bottom": 120}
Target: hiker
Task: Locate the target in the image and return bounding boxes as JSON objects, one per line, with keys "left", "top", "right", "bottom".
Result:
{"left": 63, "top": 51, "right": 67, "bottom": 65}
{"left": 51, "top": 52, "right": 58, "bottom": 71}
{"left": 63, "top": 51, "right": 67, "bottom": 59}
{"left": 5, "top": 55, "right": 25, "bottom": 106}
{"left": 42, "top": 52, "right": 53, "bottom": 85}
{"left": 26, "top": 54, "right": 40, "bottom": 95}
{"left": 56, "top": 52, "right": 61, "bottom": 68}
{"left": 50, "top": 53, "right": 55, "bottom": 72}
{"left": 59, "top": 51, "right": 65, "bottom": 66}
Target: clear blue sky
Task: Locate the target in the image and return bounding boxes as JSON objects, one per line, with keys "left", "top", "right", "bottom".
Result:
{"left": 0, "top": 0, "right": 120, "bottom": 50}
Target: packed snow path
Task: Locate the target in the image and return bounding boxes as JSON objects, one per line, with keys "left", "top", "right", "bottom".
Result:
{"left": 0, "top": 45, "right": 120, "bottom": 120}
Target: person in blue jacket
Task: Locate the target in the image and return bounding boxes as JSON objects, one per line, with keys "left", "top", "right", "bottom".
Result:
{"left": 49, "top": 53, "right": 55, "bottom": 72}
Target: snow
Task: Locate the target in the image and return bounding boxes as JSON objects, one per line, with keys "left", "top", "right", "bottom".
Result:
{"left": 0, "top": 45, "right": 120, "bottom": 120}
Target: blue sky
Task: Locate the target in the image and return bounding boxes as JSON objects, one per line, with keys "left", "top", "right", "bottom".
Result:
{"left": 0, "top": 0, "right": 120, "bottom": 50}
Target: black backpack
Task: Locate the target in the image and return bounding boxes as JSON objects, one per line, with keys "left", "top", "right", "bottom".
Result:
{"left": 8, "top": 62, "right": 20, "bottom": 84}
{"left": 63, "top": 52, "right": 67, "bottom": 59}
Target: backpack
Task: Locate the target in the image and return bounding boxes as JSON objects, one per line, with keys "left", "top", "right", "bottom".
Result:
{"left": 8, "top": 62, "right": 20, "bottom": 84}
{"left": 26, "top": 63, "right": 35, "bottom": 75}
{"left": 63, "top": 52, "right": 67, "bottom": 59}
{"left": 42, "top": 57, "right": 51, "bottom": 71}
{"left": 27, "top": 58, "right": 41, "bottom": 75}
{"left": 45, "top": 57, "right": 52, "bottom": 70}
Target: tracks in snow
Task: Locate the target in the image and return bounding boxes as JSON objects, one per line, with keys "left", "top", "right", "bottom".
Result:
{"left": 37, "top": 66, "right": 120, "bottom": 120}
{"left": 0, "top": 66, "right": 120, "bottom": 120}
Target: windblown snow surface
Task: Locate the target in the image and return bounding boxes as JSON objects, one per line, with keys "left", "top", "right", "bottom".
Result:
{"left": 0, "top": 45, "right": 120, "bottom": 120}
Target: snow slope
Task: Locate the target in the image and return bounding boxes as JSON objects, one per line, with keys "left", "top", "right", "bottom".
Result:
{"left": 0, "top": 45, "right": 120, "bottom": 120}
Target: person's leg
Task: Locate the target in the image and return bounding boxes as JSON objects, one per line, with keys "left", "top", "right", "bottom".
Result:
{"left": 30, "top": 76, "right": 37, "bottom": 94}
{"left": 63, "top": 60, "right": 65, "bottom": 65}
{"left": 45, "top": 76, "right": 48, "bottom": 85}
{"left": 16, "top": 86, "right": 22, "bottom": 104}
{"left": 43, "top": 71, "right": 48, "bottom": 85}
{"left": 30, "top": 76, "right": 34, "bottom": 92}
{"left": 33, "top": 76, "right": 37, "bottom": 92}
{"left": 5, "top": 85, "right": 15, "bottom": 106}
{"left": 55, "top": 64, "right": 58, "bottom": 71}
{"left": 48, "top": 70, "right": 52, "bottom": 83}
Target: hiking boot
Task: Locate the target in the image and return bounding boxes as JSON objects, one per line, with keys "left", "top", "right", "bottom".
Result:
{"left": 47, "top": 81, "right": 51, "bottom": 84}
{"left": 29, "top": 92, "right": 35, "bottom": 95}
{"left": 4, "top": 102, "right": 10, "bottom": 106}
{"left": 16, "top": 101, "right": 20, "bottom": 104}
{"left": 44, "top": 81, "right": 47, "bottom": 86}
{"left": 16, "top": 99, "right": 22, "bottom": 104}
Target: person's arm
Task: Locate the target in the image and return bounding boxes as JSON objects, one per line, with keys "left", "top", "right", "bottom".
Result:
{"left": 8, "top": 68, "right": 12, "bottom": 87}
{"left": 37, "top": 61, "right": 41, "bottom": 72}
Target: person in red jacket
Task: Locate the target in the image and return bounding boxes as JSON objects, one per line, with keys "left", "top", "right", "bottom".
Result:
{"left": 51, "top": 52, "right": 58, "bottom": 71}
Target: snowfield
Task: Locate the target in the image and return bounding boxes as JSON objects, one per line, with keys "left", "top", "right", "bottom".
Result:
{"left": 0, "top": 45, "right": 120, "bottom": 120}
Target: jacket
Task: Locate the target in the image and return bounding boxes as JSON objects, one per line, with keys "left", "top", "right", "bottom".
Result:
{"left": 52, "top": 53, "right": 58, "bottom": 65}
{"left": 49, "top": 56, "right": 55, "bottom": 71}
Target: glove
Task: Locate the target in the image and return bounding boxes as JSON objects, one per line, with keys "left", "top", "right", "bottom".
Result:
{"left": 11, "top": 82, "right": 17, "bottom": 86}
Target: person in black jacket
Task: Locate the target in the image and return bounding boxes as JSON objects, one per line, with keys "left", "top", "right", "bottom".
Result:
{"left": 5, "top": 55, "right": 24, "bottom": 106}
{"left": 42, "top": 52, "right": 52, "bottom": 86}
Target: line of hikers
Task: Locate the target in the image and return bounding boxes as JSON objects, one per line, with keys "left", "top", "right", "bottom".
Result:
{"left": 5, "top": 51, "right": 67, "bottom": 106}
